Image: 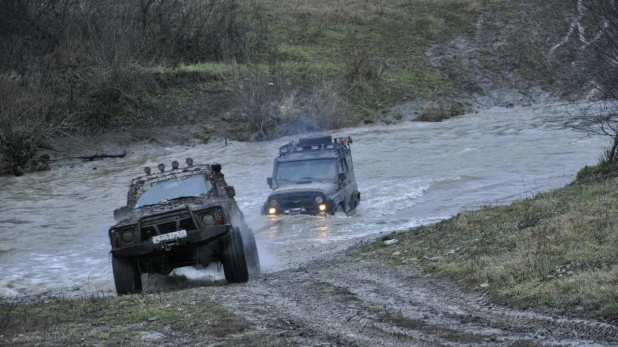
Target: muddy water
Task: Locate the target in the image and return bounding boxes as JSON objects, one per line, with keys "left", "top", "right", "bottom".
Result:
{"left": 0, "top": 104, "right": 606, "bottom": 296}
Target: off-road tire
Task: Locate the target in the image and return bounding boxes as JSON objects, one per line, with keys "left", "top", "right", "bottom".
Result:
{"left": 241, "top": 228, "right": 261, "bottom": 278}
{"left": 221, "top": 227, "right": 249, "bottom": 283}
{"left": 111, "top": 256, "right": 142, "bottom": 295}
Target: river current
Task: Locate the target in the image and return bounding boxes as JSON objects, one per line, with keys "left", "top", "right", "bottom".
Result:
{"left": 0, "top": 104, "right": 607, "bottom": 296}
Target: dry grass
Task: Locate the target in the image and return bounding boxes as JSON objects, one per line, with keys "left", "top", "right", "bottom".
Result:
{"left": 357, "top": 168, "right": 618, "bottom": 320}
{"left": 262, "top": 0, "right": 501, "bottom": 22}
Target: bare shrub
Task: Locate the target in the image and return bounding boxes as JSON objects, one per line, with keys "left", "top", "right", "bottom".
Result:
{"left": 280, "top": 83, "right": 351, "bottom": 134}
{"left": 229, "top": 60, "right": 353, "bottom": 140}
{"left": 228, "top": 61, "right": 293, "bottom": 140}
{"left": 0, "top": 78, "right": 60, "bottom": 175}
{"left": 548, "top": 1, "right": 618, "bottom": 166}
{"left": 417, "top": 103, "right": 450, "bottom": 122}
{"left": 341, "top": 33, "right": 384, "bottom": 86}
{"left": 0, "top": 0, "right": 257, "bottom": 69}
{"left": 0, "top": 0, "right": 269, "bottom": 173}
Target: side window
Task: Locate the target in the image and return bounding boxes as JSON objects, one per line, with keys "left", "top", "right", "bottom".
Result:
{"left": 339, "top": 160, "right": 345, "bottom": 173}
{"left": 341, "top": 158, "right": 349, "bottom": 172}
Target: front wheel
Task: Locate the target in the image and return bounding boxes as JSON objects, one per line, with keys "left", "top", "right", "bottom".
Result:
{"left": 221, "top": 227, "right": 249, "bottom": 283}
{"left": 241, "top": 228, "right": 261, "bottom": 278}
{"left": 111, "top": 256, "right": 142, "bottom": 295}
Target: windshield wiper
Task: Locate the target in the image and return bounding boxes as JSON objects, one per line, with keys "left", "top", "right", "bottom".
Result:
{"left": 137, "top": 196, "right": 197, "bottom": 208}
{"left": 167, "top": 196, "right": 198, "bottom": 201}
{"left": 137, "top": 202, "right": 168, "bottom": 208}
{"left": 296, "top": 177, "right": 314, "bottom": 184}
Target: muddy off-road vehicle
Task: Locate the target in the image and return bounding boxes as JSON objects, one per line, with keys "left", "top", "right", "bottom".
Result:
{"left": 262, "top": 135, "right": 360, "bottom": 216}
{"left": 108, "top": 158, "right": 260, "bottom": 295}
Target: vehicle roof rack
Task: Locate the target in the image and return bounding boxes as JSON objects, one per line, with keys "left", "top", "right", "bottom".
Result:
{"left": 278, "top": 135, "right": 353, "bottom": 157}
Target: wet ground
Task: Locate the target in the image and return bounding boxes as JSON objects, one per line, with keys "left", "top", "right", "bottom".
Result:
{"left": 191, "top": 253, "right": 618, "bottom": 346}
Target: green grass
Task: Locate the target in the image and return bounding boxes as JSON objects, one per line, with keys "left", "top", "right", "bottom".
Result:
{"left": 157, "top": 62, "right": 231, "bottom": 80}
{"left": 356, "top": 165, "right": 618, "bottom": 319}
{"left": 255, "top": 0, "right": 486, "bottom": 113}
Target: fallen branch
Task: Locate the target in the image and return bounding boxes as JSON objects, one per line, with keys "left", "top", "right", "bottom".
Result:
{"left": 50, "top": 151, "right": 127, "bottom": 162}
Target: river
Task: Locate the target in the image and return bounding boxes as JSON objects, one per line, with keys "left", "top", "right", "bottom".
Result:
{"left": 0, "top": 103, "right": 607, "bottom": 297}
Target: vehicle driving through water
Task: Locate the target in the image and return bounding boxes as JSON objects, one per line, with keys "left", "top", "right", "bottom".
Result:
{"left": 262, "top": 135, "right": 360, "bottom": 216}
{"left": 108, "top": 158, "right": 260, "bottom": 295}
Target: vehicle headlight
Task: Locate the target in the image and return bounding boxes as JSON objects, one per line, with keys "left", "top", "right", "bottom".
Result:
{"left": 268, "top": 207, "right": 277, "bottom": 214}
{"left": 315, "top": 196, "right": 323, "bottom": 204}
{"left": 318, "top": 204, "right": 327, "bottom": 212}
{"left": 121, "top": 230, "right": 135, "bottom": 243}
{"left": 269, "top": 199, "right": 278, "bottom": 207}
{"left": 201, "top": 213, "right": 216, "bottom": 225}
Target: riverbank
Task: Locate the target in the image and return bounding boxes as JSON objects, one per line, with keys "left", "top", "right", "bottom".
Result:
{"left": 357, "top": 163, "right": 618, "bottom": 324}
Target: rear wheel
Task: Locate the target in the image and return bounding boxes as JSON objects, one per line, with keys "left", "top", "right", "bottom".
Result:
{"left": 111, "top": 256, "right": 142, "bottom": 295}
{"left": 241, "top": 228, "right": 261, "bottom": 278}
{"left": 221, "top": 227, "right": 249, "bottom": 283}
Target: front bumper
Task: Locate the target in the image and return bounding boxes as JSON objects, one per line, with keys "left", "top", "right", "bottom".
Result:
{"left": 262, "top": 201, "right": 333, "bottom": 215}
{"left": 111, "top": 224, "right": 230, "bottom": 258}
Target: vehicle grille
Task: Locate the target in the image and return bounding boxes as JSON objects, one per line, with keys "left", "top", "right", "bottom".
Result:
{"left": 139, "top": 210, "right": 197, "bottom": 241}
{"left": 274, "top": 192, "right": 321, "bottom": 209}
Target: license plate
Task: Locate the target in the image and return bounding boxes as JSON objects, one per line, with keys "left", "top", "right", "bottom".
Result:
{"left": 152, "top": 230, "right": 187, "bottom": 244}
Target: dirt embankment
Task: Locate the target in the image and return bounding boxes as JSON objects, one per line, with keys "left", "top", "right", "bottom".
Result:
{"left": 3, "top": 250, "right": 618, "bottom": 346}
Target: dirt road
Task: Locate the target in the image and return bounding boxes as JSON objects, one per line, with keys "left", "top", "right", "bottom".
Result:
{"left": 4, "top": 247, "right": 618, "bottom": 346}
{"left": 185, "top": 250, "right": 618, "bottom": 346}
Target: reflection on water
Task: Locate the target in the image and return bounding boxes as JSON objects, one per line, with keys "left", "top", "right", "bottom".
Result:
{"left": 0, "top": 103, "right": 607, "bottom": 296}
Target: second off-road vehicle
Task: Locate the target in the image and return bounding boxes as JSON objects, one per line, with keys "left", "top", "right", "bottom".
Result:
{"left": 108, "top": 158, "right": 260, "bottom": 295}
{"left": 262, "top": 135, "right": 360, "bottom": 215}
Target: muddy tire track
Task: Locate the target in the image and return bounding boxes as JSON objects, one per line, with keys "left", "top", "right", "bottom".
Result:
{"left": 188, "top": 254, "right": 618, "bottom": 346}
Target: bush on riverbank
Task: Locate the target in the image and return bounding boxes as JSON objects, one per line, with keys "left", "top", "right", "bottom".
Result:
{"left": 0, "top": 0, "right": 264, "bottom": 174}
{"left": 358, "top": 165, "right": 618, "bottom": 321}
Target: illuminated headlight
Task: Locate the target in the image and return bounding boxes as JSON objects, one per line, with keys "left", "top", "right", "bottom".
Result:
{"left": 315, "top": 196, "right": 323, "bottom": 204}
{"left": 269, "top": 199, "right": 278, "bottom": 207}
{"left": 201, "top": 213, "right": 216, "bottom": 225}
{"left": 121, "top": 230, "right": 134, "bottom": 243}
{"left": 318, "top": 204, "right": 327, "bottom": 212}
{"left": 268, "top": 207, "right": 277, "bottom": 214}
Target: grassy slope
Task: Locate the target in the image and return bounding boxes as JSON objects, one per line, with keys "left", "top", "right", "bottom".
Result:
{"left": 152, "top": 0, "right": 493, "bottom": 126}
{"left": 262, "top": 0, "right": 477, "bottom": 111}
{"left": 357, "top": 168, "right": 618, "bottom": 321}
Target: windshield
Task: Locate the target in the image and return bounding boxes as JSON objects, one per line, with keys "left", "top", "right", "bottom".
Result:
{"left": 136, "top": 174, "right": 214, "bottom": 208}
{"left": 275, "top": 159, "right": 337, "bottom": 184}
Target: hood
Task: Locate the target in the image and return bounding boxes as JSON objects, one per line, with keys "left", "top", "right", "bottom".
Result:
{"left": 112, "top": 196, "right": 231, "bottom": 227}
{"left": 270, "top": 181, "right": 337, "bottom": 196}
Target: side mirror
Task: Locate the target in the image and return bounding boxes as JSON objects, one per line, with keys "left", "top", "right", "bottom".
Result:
{"left": 226, "top": 186, "right": 236, "bottom": 198}
{"left": 338, "top": 172, "right": 347, "bottom": 181}
{"left": 113, "top": 206, "right": 133, "bottom": 222}
{"left": 267, "top": 177, "right": 272, "bottom": 188}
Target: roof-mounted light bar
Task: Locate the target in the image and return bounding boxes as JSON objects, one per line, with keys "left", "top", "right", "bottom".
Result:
{"left": 142, "top": 157, "right": 197, "bottom": 175}
{"left": 277, "top": 135, "right": 353, "bottom": 157}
